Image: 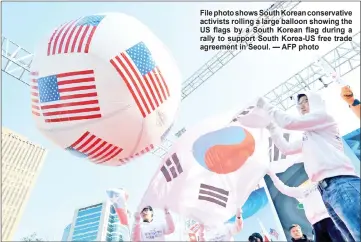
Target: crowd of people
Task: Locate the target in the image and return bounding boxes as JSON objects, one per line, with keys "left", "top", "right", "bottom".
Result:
{"left": 129, "top": 85, "right": 360, "bottom": 242}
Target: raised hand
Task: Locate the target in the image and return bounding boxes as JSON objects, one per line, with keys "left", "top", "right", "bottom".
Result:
{"left": 341, "top": 86, "right": 355, "bottom": 105}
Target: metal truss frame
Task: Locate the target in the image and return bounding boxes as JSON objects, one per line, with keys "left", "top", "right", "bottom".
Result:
{"left": 152, "top": 32, "right": 361, "bottom": 158}
{"left": 1, "top": 36, "right": 33, "bottom": 86}
{"left": 264, "top": 32, "right": 360, "bottom": 111}
{"left": 0, "top": 1, "right": 301, "bottom": 158}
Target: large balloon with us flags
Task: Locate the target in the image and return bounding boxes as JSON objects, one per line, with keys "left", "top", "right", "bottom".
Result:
{"left": 29, "top": 12, "right": 182, "bottom": 166}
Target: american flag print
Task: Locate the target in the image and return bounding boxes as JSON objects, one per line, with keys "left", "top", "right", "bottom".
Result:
{"left": 110, "top": 42, "right": 170, "bottom": 118}
{"left": 269, "top": 228, "right": 279, "bottom": 239}
{"left": 189, "top": 223, "right": 200, "bottom": 233}
{"left": 32, "top": 70, "right": 101, "bottom": 123}
{"left": 118, "top": 144, "right": 154, "bottom": 165}
{"left": 107, "top": 189, "right": 127, "bottom": 209}
{"left": 66, "top": 131, "right": 123, "bottom": 164}
{"left": 47, "top": 15, "right": 105, "bottom": 56}
{"left": 30, "top": 71, "right": 40, "bottom": 116}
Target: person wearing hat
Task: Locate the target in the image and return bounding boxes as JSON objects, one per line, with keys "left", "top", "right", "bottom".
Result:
{"left": 248, "top": 232, "right": 263, "bottom": 242}
{"left": 131, "top": 205, "right": 175, "bottom": 241}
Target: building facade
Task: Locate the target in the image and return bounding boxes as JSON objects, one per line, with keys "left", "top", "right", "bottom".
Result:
{"left": 1, "top": 127, "right": 47, "bottom": 241}
{"left": 66, "top": 201, "right": 130, "bottom": 241}
{"left": 62, "top": 224, "right": 72, "bottom": 241}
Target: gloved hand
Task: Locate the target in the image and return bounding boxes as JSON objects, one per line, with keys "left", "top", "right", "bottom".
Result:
{"left": 234, "top": 208, "right": 244, "bottom": 232}
{"left": 266, "top": 122, "right": 276, "bottom": 132}
{"left": 266, "top": 166, "right": 275, "bottom": 176}
{"left": 341, "top": 86, "right": 355, "bottom": 105}
{"left": 236, "top": 208, "right": 243, "bottom": 219}
{"left": 256, "top": 97, "right": 267, "bottom": 109}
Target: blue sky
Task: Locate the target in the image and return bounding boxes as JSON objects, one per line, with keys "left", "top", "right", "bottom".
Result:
{"left": 2, "top": 2, "right": 360, "bottom": 241}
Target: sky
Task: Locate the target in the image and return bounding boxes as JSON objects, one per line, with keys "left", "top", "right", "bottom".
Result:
{"left": 2, "top": 1, "right": 360, "bottom": 241}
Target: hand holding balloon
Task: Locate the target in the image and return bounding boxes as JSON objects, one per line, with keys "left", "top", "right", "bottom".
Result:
{"left": 266, "top": 164, "right": 273, "bottom": 175}
{"left": 236, "top": 208, "right": 244, "bottom": 226}
{"left": 235, "top": 100, "right": 271, "bottom": 128}
{"left": 265, "top": 122, "right": 276, "bottom": 132}
{"left": 30, "top": 12, "right": 182, "bottom": 166}
{"left": 232, "top": 208, "right": 244, "bottom": 235}
{"left": 236, "top": 208, "right": 242, "bottom": 218}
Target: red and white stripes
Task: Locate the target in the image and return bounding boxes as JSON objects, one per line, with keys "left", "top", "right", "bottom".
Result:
{"left": 117, "top": 144, "right": 155, "bottom": 165}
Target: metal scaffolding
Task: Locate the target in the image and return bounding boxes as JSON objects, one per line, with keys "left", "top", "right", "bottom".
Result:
{"left": 2, "top": 36, "right": 33, "bottom": 86}
{"left": 263, "top": 32, "right": 361, "bottom": 111}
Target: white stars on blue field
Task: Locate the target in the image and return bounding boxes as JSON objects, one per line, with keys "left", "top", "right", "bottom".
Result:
{"left": 76, "top": 15, "right": 105, "bottom": 27}
{"left": 38, "top": 75, "right": 60, "bottom": 103}
{"left": 126, "top": 42, "right": 156, "bottom": 76}
{"left": 65, "top": 147, "right": 89, "bottom": 159}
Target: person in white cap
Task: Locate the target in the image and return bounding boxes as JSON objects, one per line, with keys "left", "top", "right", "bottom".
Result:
{"left": 131, "top": 206, "right": 175, "bottom": 241}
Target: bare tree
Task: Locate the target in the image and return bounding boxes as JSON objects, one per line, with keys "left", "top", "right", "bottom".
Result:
{"left": 21, "top": 233, "right": 44, "bottom": 242}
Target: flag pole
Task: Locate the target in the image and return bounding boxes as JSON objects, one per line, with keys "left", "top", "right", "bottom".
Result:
{"left": 257, "top": 218, "right": 272, "bottom": 242}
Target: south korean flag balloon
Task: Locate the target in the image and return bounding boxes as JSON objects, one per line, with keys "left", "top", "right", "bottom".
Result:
{"left": 140, "top": 111, "right": 270, "bottom": 226}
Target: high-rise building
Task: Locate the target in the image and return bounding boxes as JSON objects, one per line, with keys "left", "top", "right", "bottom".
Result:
{"left": 66, "top": 201, "right": 130, "bottom": 241}
{"left": 62, "top": 224, "right": 72, "bottom": 242}
{"left": 1, "top": 127, "right": 47, "bottom": 241}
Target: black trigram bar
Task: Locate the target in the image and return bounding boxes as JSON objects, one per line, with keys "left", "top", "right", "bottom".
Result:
{"left": 198, "top": 183, "right": 229, "bottom": 208}
{"left": 268, "top": 133, "right": 290, "bottom": 162}
{"left": 232, "top": 106, "right": 255, "bottom": 122}
{"left": 239, "top": 106, "right": 255, "bottom": 115}
{"left": 160, "top": 153, "right": 183, "bottom": 182}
